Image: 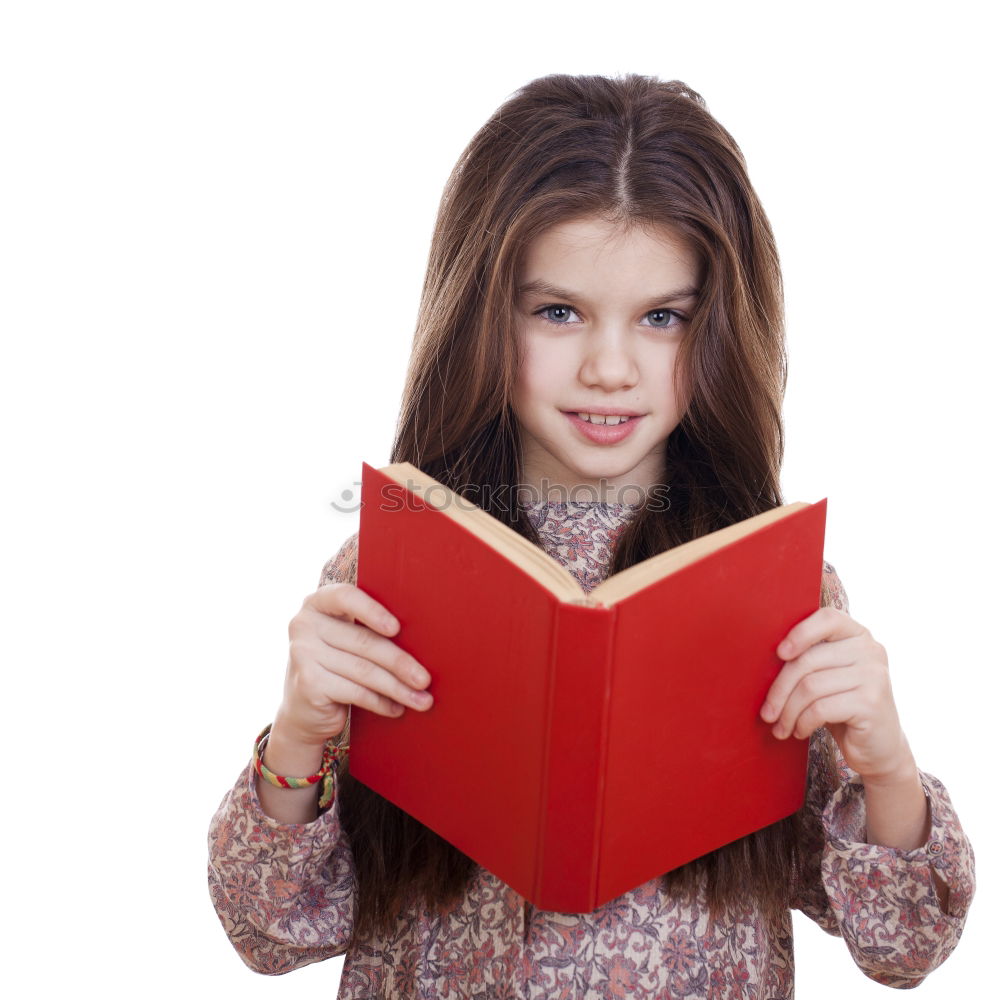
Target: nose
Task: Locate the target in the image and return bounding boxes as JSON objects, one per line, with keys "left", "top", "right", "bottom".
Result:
{"left": 578, "top": 326, "right": 639, "bottom": 391}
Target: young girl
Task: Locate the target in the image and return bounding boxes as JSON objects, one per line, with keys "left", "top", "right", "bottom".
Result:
{"left": 208, "top": 74, "right": 975, "bottom": 998}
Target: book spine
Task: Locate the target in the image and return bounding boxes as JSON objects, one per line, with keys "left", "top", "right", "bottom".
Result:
{"left": 534, "top": 601, "right": 617, "bottom": 913}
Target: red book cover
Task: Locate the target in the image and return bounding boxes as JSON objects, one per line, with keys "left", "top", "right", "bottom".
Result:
{"left": 350, "top": 461, "right": 828, "bottom": 913}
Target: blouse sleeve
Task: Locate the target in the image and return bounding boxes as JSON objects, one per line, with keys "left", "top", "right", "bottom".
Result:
{"left": 791, "top": 561, "right": 976, "bottom": 988}
{"left": 206, "top": 533, "right": 361, "bottom": 975}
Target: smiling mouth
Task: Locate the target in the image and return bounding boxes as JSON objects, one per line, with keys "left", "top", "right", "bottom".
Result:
{"left": 564, "top": 410, "right": 643, "bottom": 426}
{"left": 564, "top": 411, "right": 644, "bottom": 444}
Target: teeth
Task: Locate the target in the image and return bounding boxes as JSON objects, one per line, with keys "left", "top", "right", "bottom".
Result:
{"left": 576, "top": 412, "right": 631, "bottom": 425}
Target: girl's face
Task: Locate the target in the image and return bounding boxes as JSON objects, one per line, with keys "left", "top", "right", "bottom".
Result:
{"left": 512, "top": 214, "right": 698, "bottom": 503}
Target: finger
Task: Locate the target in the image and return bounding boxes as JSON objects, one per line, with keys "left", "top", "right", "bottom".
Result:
{"left": 769, "top": 664, "right": 863, "bottom": 739}
{"left": 776, "top": 606, "right": 862, "bottom": 662}
{"left": 309, "top": 665, "right": 411, "bottom": 719}
{"left": 775, "top": 689, "right": 866, "bottom": 741}
{"left": 307, "top": 616, "right": 434, "bottom": 712}
{"left": 309, "top": 580, "right": 401, "bottom": 637}
{"left": 762, "top": 633, "right": 868, "bottom": 722}
{"left": 321, "top": 612, "right": 432, "bottom": 690}
{"left": 297, "top": 584, "right": 432, "bottom": 691}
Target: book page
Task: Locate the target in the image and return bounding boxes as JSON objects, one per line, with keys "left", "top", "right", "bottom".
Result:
{"left": 379, "top": 463, "right": 587, "bottom": 602}
{"left": 589, "top": 502, "right": 810, "bottom": 606}
{"left": 377, "top": 464, "right": 812, "bottom": 609}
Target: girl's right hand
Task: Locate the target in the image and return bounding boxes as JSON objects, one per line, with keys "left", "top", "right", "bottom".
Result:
{"left": 275, "top": 581, "right": 434, "bottom": 749}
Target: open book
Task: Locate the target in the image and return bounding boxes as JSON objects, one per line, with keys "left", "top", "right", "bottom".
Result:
{"left": 350, "top": 461, "right": 828, "bottom": 913}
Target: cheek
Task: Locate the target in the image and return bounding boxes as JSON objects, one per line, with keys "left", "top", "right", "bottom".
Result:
{"left": 677, "top": 365, "right": 693, "bottom": 417}
{"left": 511, "top": 357, "right": 531, "bottom": 412}
{"left": 670, "top": 368, "right": 687, "bottom": 415}
{"left": 514, "top": 339, "right": 559, "bottom": 404}
{"left": 511, "top": 366, "right": 539, "bottom": 426}
{"left": 661, "top": 347, "right": 688, "bottom": 413}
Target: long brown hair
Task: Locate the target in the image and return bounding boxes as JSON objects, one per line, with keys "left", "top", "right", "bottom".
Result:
{"left": 334, "top": 73, "right": 841, "bottom": 946}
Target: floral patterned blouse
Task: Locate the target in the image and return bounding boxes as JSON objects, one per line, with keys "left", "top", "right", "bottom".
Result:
{"left": 208, "top": 501, "right": 976, "bottom": 998}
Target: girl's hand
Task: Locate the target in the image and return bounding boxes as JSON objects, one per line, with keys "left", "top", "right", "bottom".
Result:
{"left": 759, "top": 607, "right": 912, "bottom": 782}
{"left": 275, "top": 581, "right": 434, "bottom": 749}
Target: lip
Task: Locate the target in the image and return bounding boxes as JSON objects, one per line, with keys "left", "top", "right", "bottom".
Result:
{"left": 563, "top": 406, "right": 644, "bottom": 417}
{"left": 564, "top": 411, "right": 643, "bottom": 444}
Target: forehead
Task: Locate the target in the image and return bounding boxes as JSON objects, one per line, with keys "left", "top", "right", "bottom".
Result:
{"left": 517, "top": 216, "right": 698, "bottom": 288}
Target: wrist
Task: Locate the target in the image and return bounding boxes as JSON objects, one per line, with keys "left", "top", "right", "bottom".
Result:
{"left": 264, "top": 716, "right": 328, "bottom": 778}
{"left": 859, "top": 736, "right": 919, "bottom": 789}
{"left": 271, "top": 704, "right": 341, "bottom": 750}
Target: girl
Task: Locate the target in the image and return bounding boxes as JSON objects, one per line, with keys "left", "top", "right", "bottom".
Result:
{"left": 208, "top": 74, "right": 975, "bottom": 998}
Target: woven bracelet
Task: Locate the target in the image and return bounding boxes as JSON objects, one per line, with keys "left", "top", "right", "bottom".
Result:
{"left": 252, "top": 723, "right": 349, "bottom": 811}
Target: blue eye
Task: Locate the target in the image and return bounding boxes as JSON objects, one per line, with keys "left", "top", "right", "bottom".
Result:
{"left": 643, "top": 309, "right": 683, "bottom": 329}
{"left": 533, "top": 304, "right": 686, "bottom": 329}
{"left": 536, "top": 304, "right": 580, "bottom": 324}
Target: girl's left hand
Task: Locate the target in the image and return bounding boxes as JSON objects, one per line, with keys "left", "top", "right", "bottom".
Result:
{"left": 759, "top": 607, "right": 912, "bottom": 782}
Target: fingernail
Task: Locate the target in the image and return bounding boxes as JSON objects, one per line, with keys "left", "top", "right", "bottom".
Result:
{"left": 778, "top": 640, "right": 791, "bottom": 657}
{"left": 761, "top": 702, "right": 776, "bottom": 722}
{"left": 411, "top": 690, "right": 433, "bottom": 708}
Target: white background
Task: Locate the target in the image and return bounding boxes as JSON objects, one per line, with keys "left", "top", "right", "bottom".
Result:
{"left": 2, "top": 1, "right": 994, "bottom": 995}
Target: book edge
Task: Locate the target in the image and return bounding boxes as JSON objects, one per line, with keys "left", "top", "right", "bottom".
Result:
{"left": 533, "top": 593, "right": 561, "bottom": 904}
{"left": 592, "top": 601, "right": 617, "bottom": 911}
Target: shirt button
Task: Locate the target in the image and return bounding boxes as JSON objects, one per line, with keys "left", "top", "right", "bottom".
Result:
{"left": 928, "top": 840, "right": 944, "bottom": 855}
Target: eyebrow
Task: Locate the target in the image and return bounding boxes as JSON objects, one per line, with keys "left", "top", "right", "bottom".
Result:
{"left": 516, "top": 280, "right": 699, "bottom": 307}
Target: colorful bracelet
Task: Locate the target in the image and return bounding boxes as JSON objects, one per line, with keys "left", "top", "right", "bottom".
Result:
{"left": 252, "top": 724, "right": 349, "bottom": 811}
